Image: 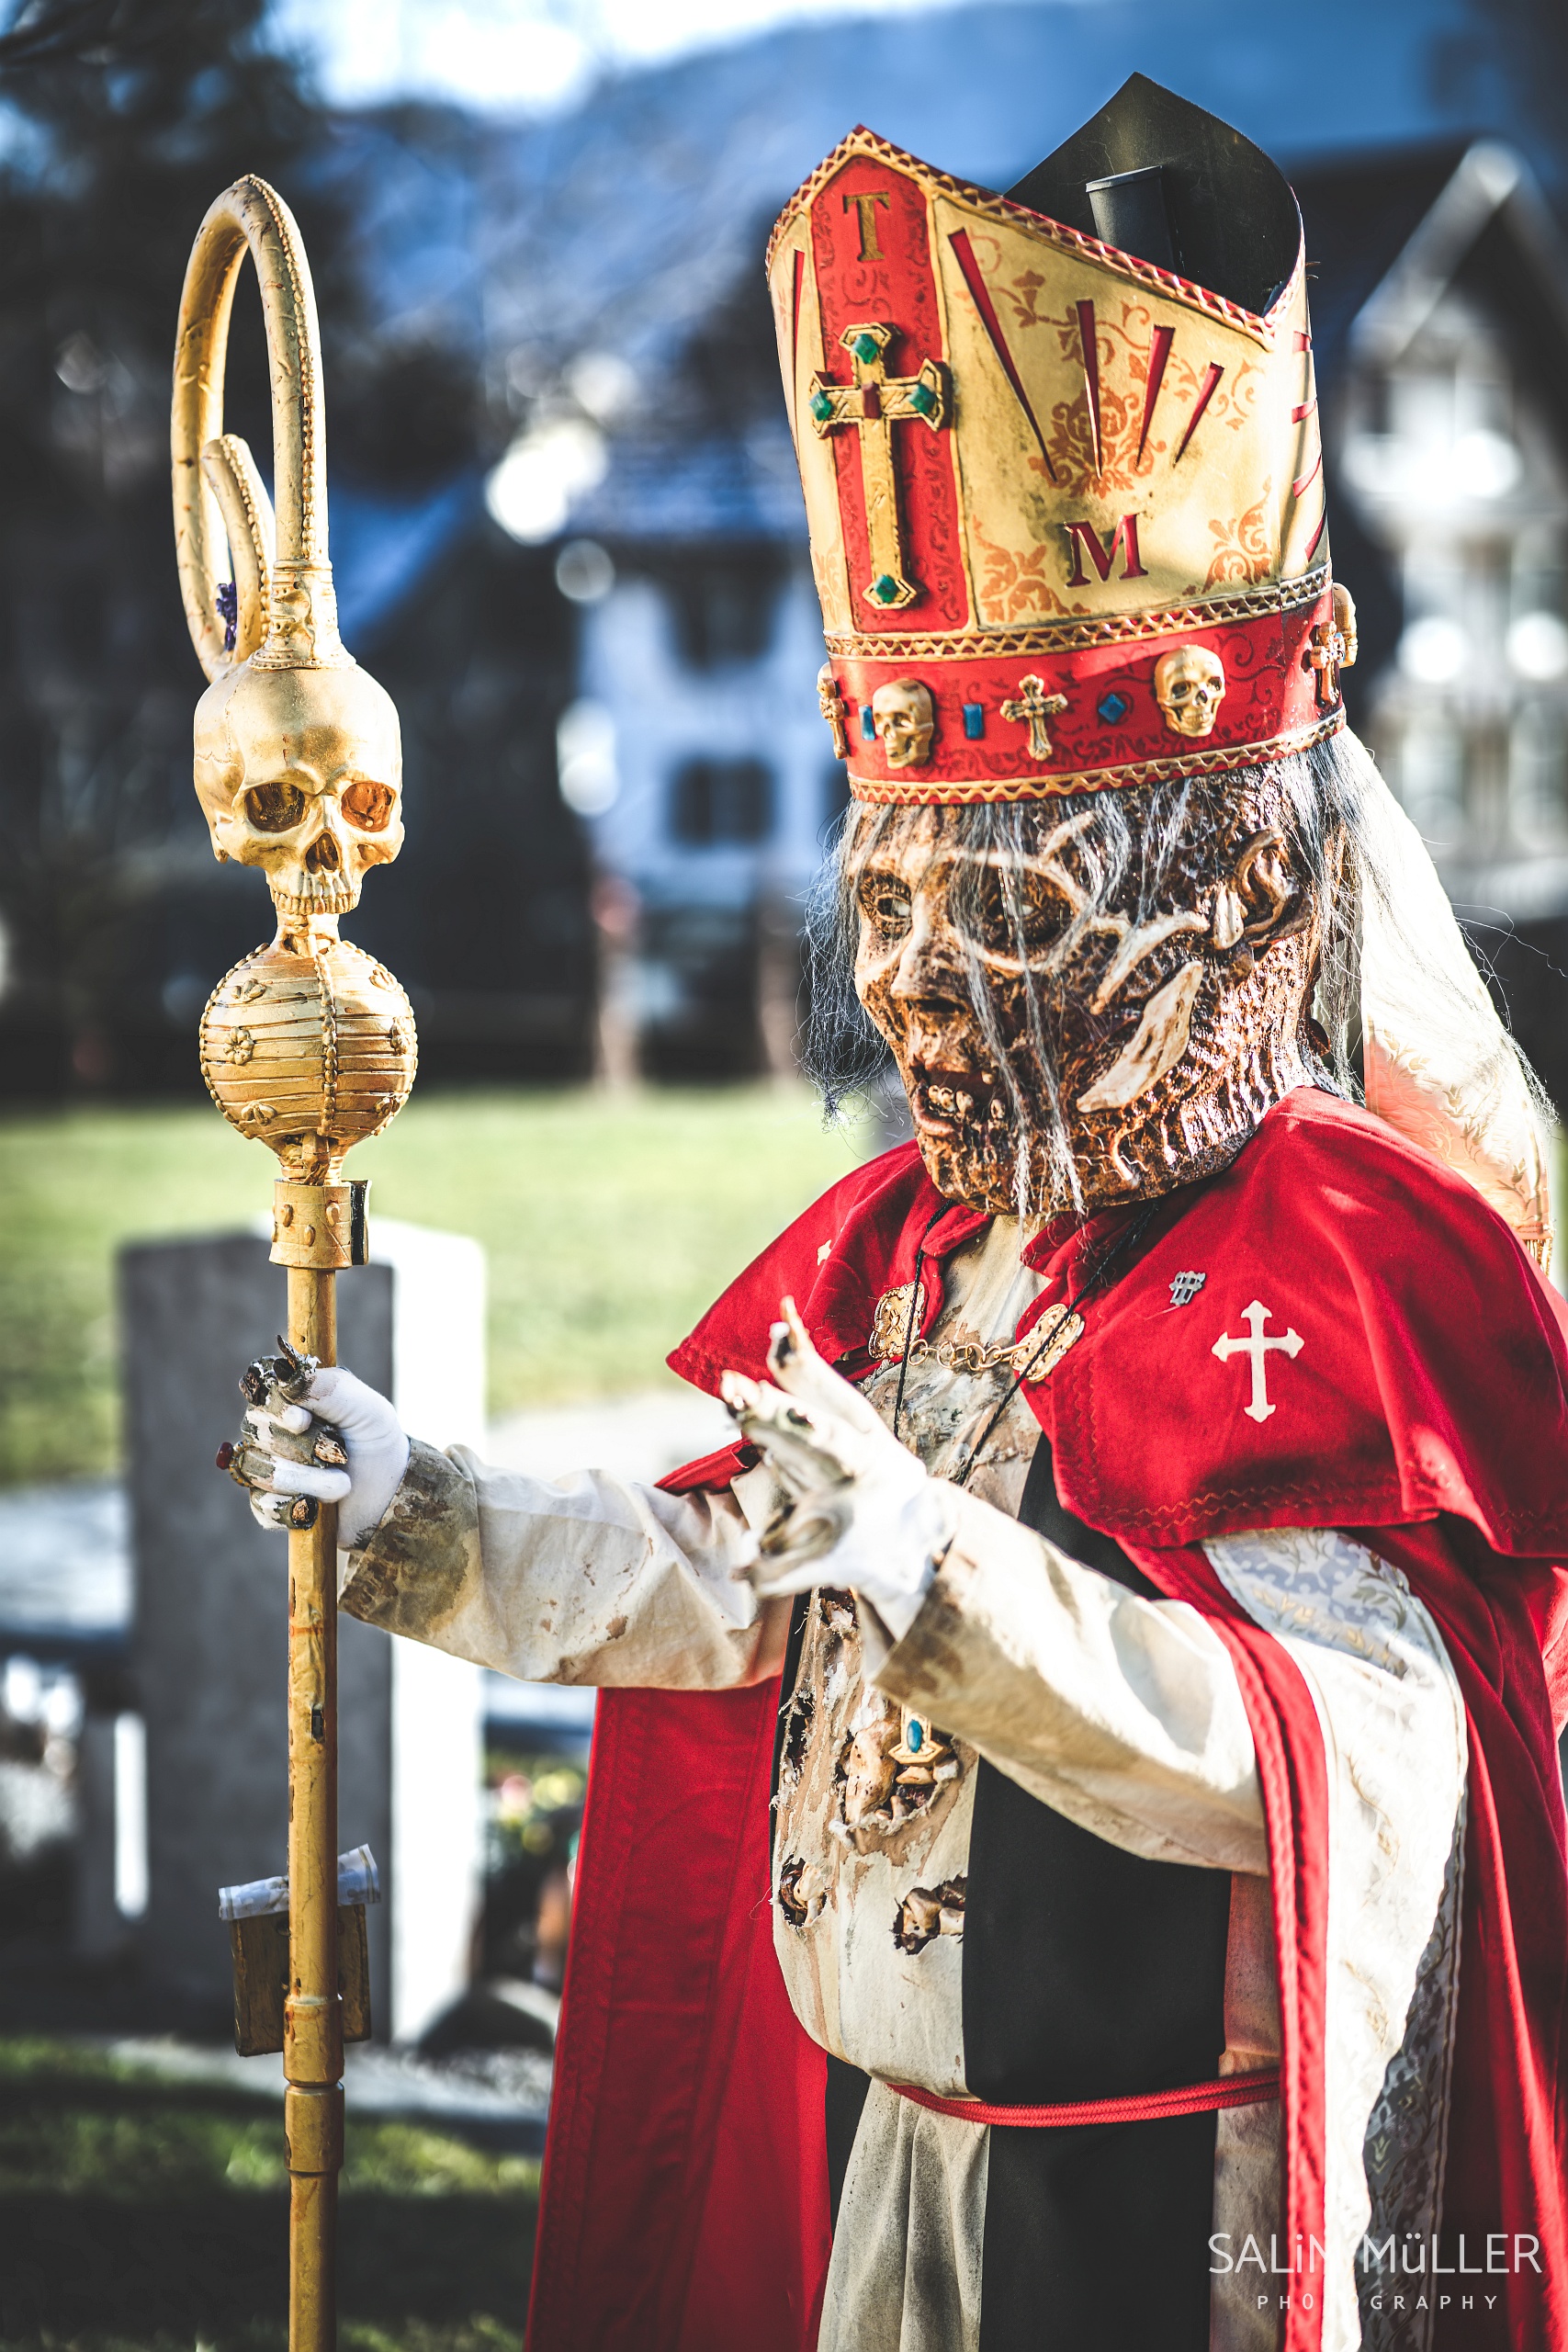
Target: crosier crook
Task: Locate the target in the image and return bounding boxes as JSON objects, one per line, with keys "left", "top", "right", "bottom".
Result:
{"left": 172, "top": 176, "right": 417, "bottom": 2352}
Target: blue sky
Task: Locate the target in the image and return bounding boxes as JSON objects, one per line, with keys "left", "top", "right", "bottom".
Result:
{"left": 269, "top": 0, "right": 982, "bottom": 112}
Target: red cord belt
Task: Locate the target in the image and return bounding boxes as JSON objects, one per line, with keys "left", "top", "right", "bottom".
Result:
{"left": 891, "top": 2068, "right": 1280, "bottom": 2130}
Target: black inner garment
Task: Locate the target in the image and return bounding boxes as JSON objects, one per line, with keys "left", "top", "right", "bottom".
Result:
{"left": 804, "top": 1437, "right": 1231, "bottom": 2349}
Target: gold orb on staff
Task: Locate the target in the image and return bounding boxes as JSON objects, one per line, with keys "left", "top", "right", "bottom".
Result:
{"left": 172, "top": 172, "right": 415, "bottom": 2351}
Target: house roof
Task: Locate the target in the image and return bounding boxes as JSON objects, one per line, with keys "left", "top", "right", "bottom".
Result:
{"left": 1289, "top": 141, "right": 1472, "bottom": 385}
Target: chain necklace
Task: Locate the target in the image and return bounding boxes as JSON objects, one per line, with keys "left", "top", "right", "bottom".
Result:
{"left": 893, "top": 1201, "right": 1160, "bottom": 1487}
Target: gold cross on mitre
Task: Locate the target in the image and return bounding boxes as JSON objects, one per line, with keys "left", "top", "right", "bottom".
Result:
{"left": 999, "top": 673, "right": 1068, "bottom": 761}
{"left": 808, "top": 322, "right": 947, "bottom": 612}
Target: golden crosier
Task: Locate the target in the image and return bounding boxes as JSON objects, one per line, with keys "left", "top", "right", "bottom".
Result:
{"left": 172, "top": 177, "right": 416, "bottom": 2352}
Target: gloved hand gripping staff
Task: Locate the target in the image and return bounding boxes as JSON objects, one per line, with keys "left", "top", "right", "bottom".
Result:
{"left": 172, "top": 176, "right": 417, "bottom": 2352}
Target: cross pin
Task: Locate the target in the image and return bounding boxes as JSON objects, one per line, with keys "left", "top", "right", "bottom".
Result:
{"left": 999, "top": 673, "right": 1069, "bottom": 762}
{"left": 1212, "top": 1300, "right": 1303, "bottom": 1424}
{"left": 808, "top": 322, "right": 948, "bottom": 612}
{"left": 817, "top": 664, "right": 850, "bottom": 759}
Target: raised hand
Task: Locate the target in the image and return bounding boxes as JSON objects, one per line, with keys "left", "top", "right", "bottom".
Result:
{"left": 720, "top": 1298, "right": 955, "bottom": 1632}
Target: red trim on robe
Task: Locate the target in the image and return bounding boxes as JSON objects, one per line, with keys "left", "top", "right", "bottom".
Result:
{"left": 1134, "top": 1542, "right": 1331, "bottom": 2352}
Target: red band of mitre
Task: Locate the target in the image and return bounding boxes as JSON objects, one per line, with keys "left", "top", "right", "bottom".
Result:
{"left": 832, "top": 574, "right": 1347, "bottom": 804}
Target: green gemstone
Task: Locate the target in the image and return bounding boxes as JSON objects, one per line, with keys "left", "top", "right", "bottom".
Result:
{"left": 852, "top": 331, "right": 880, "bottom": 366}
{"left": 908, "top": 381, "right": 936, "bottom": 417}
{"left": 809, "top": 390, "right": 835, "bottom": 423}
{"left": 871, "top": 573, "right": 900, "bottom": 604}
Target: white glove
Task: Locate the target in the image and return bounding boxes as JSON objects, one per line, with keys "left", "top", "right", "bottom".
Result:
{"left": 219, "top": 1349, "right": 410, "bottom": 1550}
{"left": 720, "top": 1296, "right": 956, "bottom": 1643}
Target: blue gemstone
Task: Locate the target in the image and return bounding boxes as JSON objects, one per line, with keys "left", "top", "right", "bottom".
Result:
{"left": 963, "top": 702, "right": 985, "bottom": 740}
{"left": 1097, "top": 690, "right": 1131, "bottom": 725}
{"left": 860, "top": 705, "right": 876, "bottom": 741}
{"left": 908, "top": 1720, "right": 923, "bottom": 1753}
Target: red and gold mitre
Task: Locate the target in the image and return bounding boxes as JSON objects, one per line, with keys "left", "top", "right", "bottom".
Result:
{"left": 770, "top": 79, "right": 1352, "bottom": 803}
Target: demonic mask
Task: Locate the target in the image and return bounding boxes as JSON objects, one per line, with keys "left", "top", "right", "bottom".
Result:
{"left": 851, "top": 785, "right": 1316, "bottom": 1216}
{"left": 1154, "top": 646, "right": 1227, "bottom": 740}
{"left": 194, "top": 662, "right": 403, "bottom": 919}
{"left": 871, "top": 678, "right": 935, "bottom": 769}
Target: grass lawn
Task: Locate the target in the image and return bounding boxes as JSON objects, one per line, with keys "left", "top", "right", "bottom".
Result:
{"left": 0, "top": 1085, "right": 873, "bottom": 1487}
{"left": 0, "top": 2036, "right": 536, "bottom": 2351}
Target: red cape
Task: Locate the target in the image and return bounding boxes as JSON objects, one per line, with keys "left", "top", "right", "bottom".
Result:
{"left": 527, "top": 1091, "right": 1568, "bottom": 2352}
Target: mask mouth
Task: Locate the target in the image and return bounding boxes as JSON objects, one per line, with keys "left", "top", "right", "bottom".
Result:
{"left": 910, "top": 1063, "right": 1009, "bottom": 1137}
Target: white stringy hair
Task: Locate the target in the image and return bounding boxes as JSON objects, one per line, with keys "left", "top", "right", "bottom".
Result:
{"left": 802, "top": 728, "right": 1551, "bottom": 1219}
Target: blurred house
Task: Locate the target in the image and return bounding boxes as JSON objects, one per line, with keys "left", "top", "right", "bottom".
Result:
{"left": 539, "top": 386, "right": 840, "bottom": 1080}
{"left": 1296, "top": 141, "right": 1568, "bottom": 1103}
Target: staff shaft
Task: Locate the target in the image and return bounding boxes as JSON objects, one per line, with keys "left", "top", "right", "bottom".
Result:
{"left": 285, "top": 1259, "right": 342, "bottom": 2352}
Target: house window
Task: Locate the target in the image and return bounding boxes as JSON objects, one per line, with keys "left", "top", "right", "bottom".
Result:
{"left": 664, "top": 557, "right": 785, "bottom": 669}
{"left": 671, "top": 757, "right": 774, "bottom": 845}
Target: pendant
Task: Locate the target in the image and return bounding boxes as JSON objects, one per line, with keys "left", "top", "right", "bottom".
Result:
{"left": 1015, "top": 1301, "right": 1085, "bottom": 1383}
{"left": 869, "top": 1283, "right": 919, "bottom": 1363}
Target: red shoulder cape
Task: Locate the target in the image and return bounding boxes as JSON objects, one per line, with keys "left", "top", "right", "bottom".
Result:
{"left": 527, "top": 1091, "right": 1568, "bottom": 2352}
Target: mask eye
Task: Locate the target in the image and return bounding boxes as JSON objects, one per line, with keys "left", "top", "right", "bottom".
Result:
{"left": 955, "top": 865, "right": 1071, "bottom": 956}
{"left": 857, "top": 874, "right": 912, "bottom": 935}
{"left": 243, "top": 780, "right": 307, "bottom": 832}
{"left": 342, "top": 780, "right": 395, "bottom": 831}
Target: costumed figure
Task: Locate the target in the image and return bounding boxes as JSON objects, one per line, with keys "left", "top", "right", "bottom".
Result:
{"left": 215, "top": 78, "right": 1568, "bottom": 2352}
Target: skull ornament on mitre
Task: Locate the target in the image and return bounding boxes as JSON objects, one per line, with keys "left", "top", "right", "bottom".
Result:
{"left": 1154, "top": 646, "right": 1226, "bottom": 741}
{"left": 870, "top": 678, "right": 935, "bottom": 770}
{"left": 174, "top": 176, "right": 415, "bottom": 1178}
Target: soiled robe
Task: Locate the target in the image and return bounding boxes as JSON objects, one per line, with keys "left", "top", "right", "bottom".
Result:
{"left": 340, "top": 1086, "right": 1568, "bottom": 2352}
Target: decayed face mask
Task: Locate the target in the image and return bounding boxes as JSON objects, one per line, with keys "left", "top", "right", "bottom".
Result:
{"left": 850, "top": 793, "right": 1322, "bottom": 1217}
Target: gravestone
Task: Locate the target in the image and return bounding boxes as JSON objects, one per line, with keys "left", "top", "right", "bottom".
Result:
{"left": 119, "top": 1218, "right": 485, "bottom": 2042}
